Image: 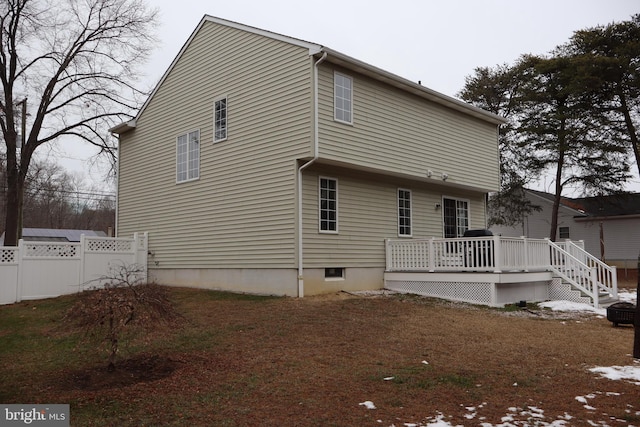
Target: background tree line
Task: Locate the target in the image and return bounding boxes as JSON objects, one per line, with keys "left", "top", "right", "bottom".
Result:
{"left": 459, "top": 15, "right": 640, "bottom": 241}
{"left": 0, "top": 153, "right": 115, "bottom": 235}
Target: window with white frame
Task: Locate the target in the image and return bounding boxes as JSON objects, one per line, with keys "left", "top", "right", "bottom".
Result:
{"left": 334, "top": 72, "right": 353, "bottom": 124}
{"left": 214, "top": 97, "right": 227, "bottom": 142}
{"left": 319, "top": 177, "right": 338, "bottom": 232}
{"left": 443, "top": 197, "right": 469, "bottom": 238}
{"left": 176, "top": 129, "right": 200, "bottom": 183}
{"left": 398, "top": 189, "right": 412, "bottom": 237}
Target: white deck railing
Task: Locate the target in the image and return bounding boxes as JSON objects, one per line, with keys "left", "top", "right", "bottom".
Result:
{"left": 385, "top": 236, "right": 617, "bottom": 306}
{"left": 385, "top": 236, "right": 551, "bottom": 273}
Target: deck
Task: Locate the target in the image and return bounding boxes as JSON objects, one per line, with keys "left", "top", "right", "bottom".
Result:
{"left": 383, "top": 236, "right": 617, "bottom": 308}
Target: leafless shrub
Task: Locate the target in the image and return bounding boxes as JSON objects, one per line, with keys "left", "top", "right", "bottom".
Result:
{"left": 65, "top": 264, "right": 179, "bottom": 371}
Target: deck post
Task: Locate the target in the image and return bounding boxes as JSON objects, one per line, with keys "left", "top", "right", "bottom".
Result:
{"left": 521, "top": 236, "right": 529, "bottom": 272}
{"left": 492, "top": 235, "right": 502, "bottom": 273}
{"left": 384, "top": 239, "right": 391, "bottom": 271}
{"left": 589, "top": 267, "right": 599, "bottom": 307}
{"left": 428, "top": 238, "right": 435, "bottom": 272}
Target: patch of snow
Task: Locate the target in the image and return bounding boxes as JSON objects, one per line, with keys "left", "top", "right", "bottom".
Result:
{"left": 359, "top": 400, "right": 376, "bottom": 410}
{"left": 590, "top": 365, "right": 640, "bottom": 385}
{"left": 538, "top": 300, "right": 605, "bottom": 316}
{"left": 618, "top": 291, "right": 637, "bottom": 304}
{"left": 421, "top": 360, "right": 429, "bottom": 365}
{"left": 383, "top": 376, "right": 395, "bottom": 381}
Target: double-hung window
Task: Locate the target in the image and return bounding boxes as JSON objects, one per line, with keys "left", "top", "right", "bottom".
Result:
{"left": 334, "top": 72, "right": 353, "bottom": 124}
{"left": 443, "top": 197, "right": 469, "bottom": 238}
{"left": 214, "top": 97, "right": 227, "bottom": 142}
{"left": 319, "top": 177, "right": 338, "bottom": 233}
{"left": 176, "top": 129, "right": 200, "bottom": 183}
{"left": 398, "top": 189, "right": 412, "bottom": 237}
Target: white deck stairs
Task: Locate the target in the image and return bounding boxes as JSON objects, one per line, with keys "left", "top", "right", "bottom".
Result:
{"left": 548, "top": 240, "right": 618, "bottom": 308}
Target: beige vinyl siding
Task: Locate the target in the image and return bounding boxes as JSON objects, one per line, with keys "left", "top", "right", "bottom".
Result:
{"left": 317, "top": 65, "right": 499, "bottom": 191}
{"left": 301, "top": 166, "right": 487, "bottom": 268}
{"left": 117, "top": 21, "right": 313, "bottom": 269}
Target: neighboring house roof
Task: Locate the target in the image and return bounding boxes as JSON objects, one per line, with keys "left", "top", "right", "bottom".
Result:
{"left": 110, "top": 15, "right": 505, "bottom": 134}
{"left": 526, "top": 189, "right": 640, "bottom": 220}
{"left": 0, "top": 228, "right": 107, "bottom": 245}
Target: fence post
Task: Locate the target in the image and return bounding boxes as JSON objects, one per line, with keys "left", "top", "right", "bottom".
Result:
{"left": 79, "top": 234, "right": 86, "bottom": 289}
{"left": 16, "top": 239, "right": 25, "bottom": 303}
{"left": 141, "top": 232, "right": 148, "bottom": 283}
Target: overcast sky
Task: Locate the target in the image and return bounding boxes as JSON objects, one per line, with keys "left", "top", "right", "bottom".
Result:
{"left": 59, "top": 0, "right": 640, "bottom": 192}
{"left": 144, "top": 0, "right": 638, "bottom": 98}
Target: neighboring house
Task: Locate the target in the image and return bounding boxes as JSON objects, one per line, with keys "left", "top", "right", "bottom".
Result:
{"left": 111, "top": 15, "right": 504, "bottom": 297}
{"left": 491, "top": 189, "right": 640, "bottom": 271}
{"left": 0, "top": 228, "right": 107, "bottom": 245}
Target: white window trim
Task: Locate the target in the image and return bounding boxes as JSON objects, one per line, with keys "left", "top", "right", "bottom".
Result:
{"left": 213, "top": 96, "right": 228, "bottom": 143}
{"left": 398, "top": 188, "right": 412, "bottom": 237}
{"left": 442, "top": 196, "right": 471, "bottom": 238}
{"left": 176, "top": 129, "right": 200, "bottom": 184}
{"left": 334, "top": 71, "right": 353, "bottom": 125}
{"left": 319, "top": 176, "right": 339, "bottom": 234}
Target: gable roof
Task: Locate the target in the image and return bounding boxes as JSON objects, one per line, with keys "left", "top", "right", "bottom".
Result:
{"left": 110, "top": 15, "right": 505, "bottom": 134}
{"left": 526, "top": 189, "right": 640, "bottom": 219}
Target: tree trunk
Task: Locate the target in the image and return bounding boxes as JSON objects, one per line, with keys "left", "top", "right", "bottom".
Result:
{"left": 550, "top": 150, "right": 565, "bottom": 242}
{"left": 617, "top": 90, "right": 640, "bottom": 180}
{"left": 3, "top": 159, "right": 24, "bottom": 247}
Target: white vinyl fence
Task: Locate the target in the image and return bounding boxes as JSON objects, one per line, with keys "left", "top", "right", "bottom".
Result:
{"left": 0, "top": 232, "right": 148, "bottom": 305}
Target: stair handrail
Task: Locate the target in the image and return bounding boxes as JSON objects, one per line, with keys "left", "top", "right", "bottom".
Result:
{"left": 546, "top": 239, "right": 599, "bottom": 307}
{"left": 563, "top": 240, "right": 618, "bottom": 299}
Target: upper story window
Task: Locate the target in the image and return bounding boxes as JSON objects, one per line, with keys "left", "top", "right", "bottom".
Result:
{"left": 214, "top": 97, "right": 227, "bottom": 142}
{"left": 319, "top": 177, "right": 338, "bottom": 233}
{"left": 559, "top": 226, "right": 570, "bottom": 239}
{"left": 334, "top": 72, "right": 353, "bottom": 124}
{"left": 176, "top": 129, "right": 200, "bottom": 183}
{"left": 443, "top": 197, "right": 469, "bottom": 238}
{"left": 398, "top": 189, "right": 412, "bottom": 237}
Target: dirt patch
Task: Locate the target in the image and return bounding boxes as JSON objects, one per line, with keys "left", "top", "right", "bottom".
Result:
{"left": 62, "top": 354, "right": 178, "bottom": 391}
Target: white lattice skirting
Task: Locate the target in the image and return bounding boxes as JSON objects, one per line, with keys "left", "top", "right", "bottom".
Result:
{"left": 386, "top": 280, "right": 494, "bottom": 306}
{"left": 548, "top": 278, "right": 592, "bottom": 305}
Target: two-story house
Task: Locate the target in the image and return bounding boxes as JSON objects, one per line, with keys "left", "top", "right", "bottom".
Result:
{"left": 111, "top": 15, "right": 504, "bottom": 297}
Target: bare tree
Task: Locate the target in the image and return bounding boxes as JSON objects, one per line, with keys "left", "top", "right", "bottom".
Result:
{"left": 0, "top": 0, "right": 158, "bottom": 245}
{"left": 66, "top": 264, "right": 178, "bottom": 371}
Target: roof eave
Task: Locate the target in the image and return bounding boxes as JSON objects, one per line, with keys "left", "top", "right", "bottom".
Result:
{"left": 109, "top": 120, "right": 136, "bottom": 135}
{"left": 319, "top": 47, "right": 507, "bottom": 126}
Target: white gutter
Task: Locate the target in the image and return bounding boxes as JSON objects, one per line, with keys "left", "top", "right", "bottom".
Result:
{"left": 297, "top": 51, "right": 327, "bottom": 298}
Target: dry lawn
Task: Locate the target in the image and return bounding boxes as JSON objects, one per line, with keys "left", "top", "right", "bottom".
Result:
{"left": 1, "top": 285, "right": 639, "bottom": 426}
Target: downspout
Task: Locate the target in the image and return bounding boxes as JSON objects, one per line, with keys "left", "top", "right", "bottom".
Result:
{"left": 114, "top": 136, "right": 120, "bottom": 237}
{"left": 297, "top": 51, "right": 327, "bottom": 298}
